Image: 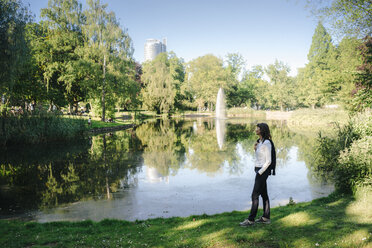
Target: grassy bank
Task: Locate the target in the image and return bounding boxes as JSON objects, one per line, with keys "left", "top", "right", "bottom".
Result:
{"left": 227, "top": 107, "right": 266, "bottom": 119}
{"left": 288, "top": 109, "right": 349, "bottom": 127}
{"left": 1, "top": 192, "right": 371, "bottom": 248}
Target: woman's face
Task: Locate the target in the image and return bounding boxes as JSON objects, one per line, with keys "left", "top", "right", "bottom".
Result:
{"left": 255, "top": 126, "right": 261, "bottom": 136}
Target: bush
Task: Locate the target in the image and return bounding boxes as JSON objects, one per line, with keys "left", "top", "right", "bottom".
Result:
{"left": 314, "top": 111, "right": 372, "bottom": 193}
{"left": 338, "top": 136, "right": 372, "bottom": 192}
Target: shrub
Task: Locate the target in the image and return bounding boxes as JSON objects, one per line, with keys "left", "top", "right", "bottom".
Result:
{"left": 338, "top": 136, "right": 372, "bottom": 193}
{"left": 314, "top": 111, "right": 371, "bottom": 193}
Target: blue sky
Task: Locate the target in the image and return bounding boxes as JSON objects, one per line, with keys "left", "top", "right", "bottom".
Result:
{"left": 26, "top": 0, "right": 318, "bottom": 76}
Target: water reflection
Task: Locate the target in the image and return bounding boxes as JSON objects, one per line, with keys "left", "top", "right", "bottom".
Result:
{"left": 0, "top": 118, "right": 334, "bottom": 221}
{"left": 216, "top": 118, "right": 226, "bottom": 150}
{"left": 0, "top": 131, "right": 142, "bottom": 218}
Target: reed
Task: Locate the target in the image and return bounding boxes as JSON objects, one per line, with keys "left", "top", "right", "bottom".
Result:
{"left": 0, "top": 112, "right": 87, "bottom": 146}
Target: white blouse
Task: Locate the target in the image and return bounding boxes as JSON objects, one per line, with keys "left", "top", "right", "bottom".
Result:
{"left": 255, "top": 139, "right": 272, "bottom": 175}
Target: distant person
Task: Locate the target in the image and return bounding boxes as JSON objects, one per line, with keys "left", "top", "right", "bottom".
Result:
{"left": 240, "top": 123, "right": 276, "bottom": 226}
{"left": 88, "top": 117, "right": 91, "bottom": 126}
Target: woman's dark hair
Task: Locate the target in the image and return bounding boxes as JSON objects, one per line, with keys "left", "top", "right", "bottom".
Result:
{"left": 257, "top": 123, "right": 272, "bottom": 140}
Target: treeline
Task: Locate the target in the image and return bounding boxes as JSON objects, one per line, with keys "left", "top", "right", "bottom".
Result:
{"left": 141, "top": 22, "right": 371, "bottom": 113}
{"left": 1, "top": 0, "right": 371, "bottom": 119}
{"left": 1, "top": 0, "right": 139, "bottom": 121}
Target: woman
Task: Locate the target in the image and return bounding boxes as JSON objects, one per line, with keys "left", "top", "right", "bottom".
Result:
{"left": 240, "top": 123, "right": 274, "bottom": 226}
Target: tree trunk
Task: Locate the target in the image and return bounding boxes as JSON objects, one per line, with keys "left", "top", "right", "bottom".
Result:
{"left": 312, "top": 104, "right": 315, "bottom": 110}
{"left": 101, "top": 54, "right": 106, "bottom": 122}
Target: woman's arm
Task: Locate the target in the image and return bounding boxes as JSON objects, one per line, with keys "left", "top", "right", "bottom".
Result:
{"left": 258, "top": 141, "right": 272, "bottom": 175}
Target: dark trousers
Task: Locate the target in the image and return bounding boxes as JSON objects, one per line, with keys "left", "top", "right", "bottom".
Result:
{"left": 248, "top": 167, "right": 270, "bottom": 221}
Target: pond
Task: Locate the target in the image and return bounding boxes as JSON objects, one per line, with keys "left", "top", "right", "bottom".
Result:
{"left": 0, "top": 118, "right": 333, "bottom": 222}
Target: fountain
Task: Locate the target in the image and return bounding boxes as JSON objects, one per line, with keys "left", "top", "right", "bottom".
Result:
{"left": 215, "top": 87, "right": 226, "bottom": 119}
{"left": 216, "top": 118, "right": 226, "bottom": 150}
{"left": 215, "top": 87, "right": 226, "bottom": 149}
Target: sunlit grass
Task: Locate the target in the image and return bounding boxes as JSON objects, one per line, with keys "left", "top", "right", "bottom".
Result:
{"left": 279, "top": 211, "right": 320, "bottom": 227}
{"left": 338, "top": 229, "right": 371, "bottom": 248}
{"left": 175, "top": 219, "right": 209, "bottom": 230}
{"left": 1, "top": 193, "right": 371, "bottom": 247}
{"left": 346, "top": 187, "right": 372, "bottom": 224}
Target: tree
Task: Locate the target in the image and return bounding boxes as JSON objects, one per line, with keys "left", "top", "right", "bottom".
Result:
{"left": 307, "top": 0, "right": 372, "bottom": 38}
{"left": 225, "top": 53, "right": 245, "bottom": 107}
{"left": 351, "top": 36, "right": 372, "bottom": 111}
{"left": 82, "top": 0, "right": 134, "bottom": 121}
{"left": 236, "top": 65, "right": 265, "bottom": 108}
{"left": 265, "top": 60, "right": 294, "bottom": 111}
{"left": 168, "top": 52, "right": 186, "bottom": 111}
{"left": 0, "top": 0, "right": 32, "bottom": 111}
{"left": 301, "top": 22, "right": 337, "bottom": 108}
{"left": 39, "top": 0, "right": 86, "bottom": 112}
{"left": 141, "top": 53, "right": 179, "bottom": 114}
{"left": 333, "top": 37, "right": 363, "bottom": 107}
{"left": 9, "top": 23, "right": 47, "bottom": 110}
{"left": 186, "top": 54, "right": 229, "bottom": 111}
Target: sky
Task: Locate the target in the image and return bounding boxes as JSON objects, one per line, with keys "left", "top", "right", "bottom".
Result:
{"left": 25, "top": 0, "right": 319, "bottom": 76}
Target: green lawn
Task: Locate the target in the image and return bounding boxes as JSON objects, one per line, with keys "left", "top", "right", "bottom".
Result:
{"left": 1, "top": 192, "right": 371, "bottom": 248}
{"left": 88, "top": 119, "right": 130, "bottom": 129}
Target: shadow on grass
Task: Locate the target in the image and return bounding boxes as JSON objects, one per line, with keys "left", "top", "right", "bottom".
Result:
{"left": 1, "top": 193, "right": 371, "bottom": 248}
{"left": 151, "top": 193, "right": 371, "bottom": 248}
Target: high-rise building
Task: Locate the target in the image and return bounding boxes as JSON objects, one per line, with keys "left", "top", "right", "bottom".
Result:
{"left": 144, "top": 38, "right": 167, "bottom": 61}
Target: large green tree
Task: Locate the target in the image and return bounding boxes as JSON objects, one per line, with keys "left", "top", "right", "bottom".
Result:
{"left": 141, "top": 53, "right": 182, "bottom": 114}
{"left": 39, "top": 0, "right": 86, "bottom": 112}
{"left": 300, "top": 22, "right": 337, "bottom": 108}
{"left": 351, "top": 36, "right": 372, "bottom": 111}
{"left": 82, "top": 0, "right": 134, "bottom": 121}
{"left": 333, "top": 37, "right": 363, "bottom": 107}
{"left": 224, "top": 53, "right": 245, "bottom": 107}
{"left": 0, "top": 0, "right": 32, "bottom": 111}
{"left": 237, "top": 65, "right": 266, "bottom": 108}
{"left": 186, "top": 54, "right": 229, "bottom": 111}
{"left": 265, "top": 60, "right": 295, "bottom": 111}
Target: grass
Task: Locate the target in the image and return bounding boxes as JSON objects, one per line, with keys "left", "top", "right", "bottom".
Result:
{"left": 286, "top": 108, "right": 350, "bottom": 135}
{"left": 288, "top": 108, "right": 349, "bottom": 127}
{"left": 89, "top": 119, "right": 128, "bottom": 129}
{"left": 67, "top": 114, "right": 136, "bottom": 129}
{"left": 1, "top": 192, "right": 371, "bottom": 248}
{"left": 227, "top": 107, "right": 266, "bottom": 118}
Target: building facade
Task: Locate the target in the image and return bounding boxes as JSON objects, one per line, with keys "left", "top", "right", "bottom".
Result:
{"left": 144, "top": 38, "right": 167, "bottom": 61}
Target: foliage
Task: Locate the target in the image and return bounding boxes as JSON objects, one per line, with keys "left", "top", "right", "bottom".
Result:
{"left": 224, "top": 53, "right": 246, "bottom": 107}
{"left": 314, "top": 112, "right": 372, "bottom": 193}
{"left": 0, "top": 0, "right": 32, "bottom": 103}
{"left": 337, "top": 136, "right": 372, "bottom": 192}
{"left": 307, "top": 0, "right": 372, "bottom": 38}
{"left": 1, "top": 0, "right": 137, "bottom": 122}
{"left": 141, "top": 53, "right": 182, "bottom": 114}
{"left": 80, "top": 0, "right": 135, "bottom": 121}
{"left": 186, "top": 54, "right": 229, "bottom": 111}
{"left": 298, "top": 22, "right": 337, "bottom": 108}
{"left": 0, "top": 112, "right": 87, "bottom": 146}
{"left": 333, "top": 37, "right": 363, "bottom": 108}
{"left": 39, "top": 0, "right": 86, "bottom": 111}
{"left": 351, "top": 36, "right": 372, "bottom": 112}
{"left": 265, "top": 60, "right": 295, "bottom": 110}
